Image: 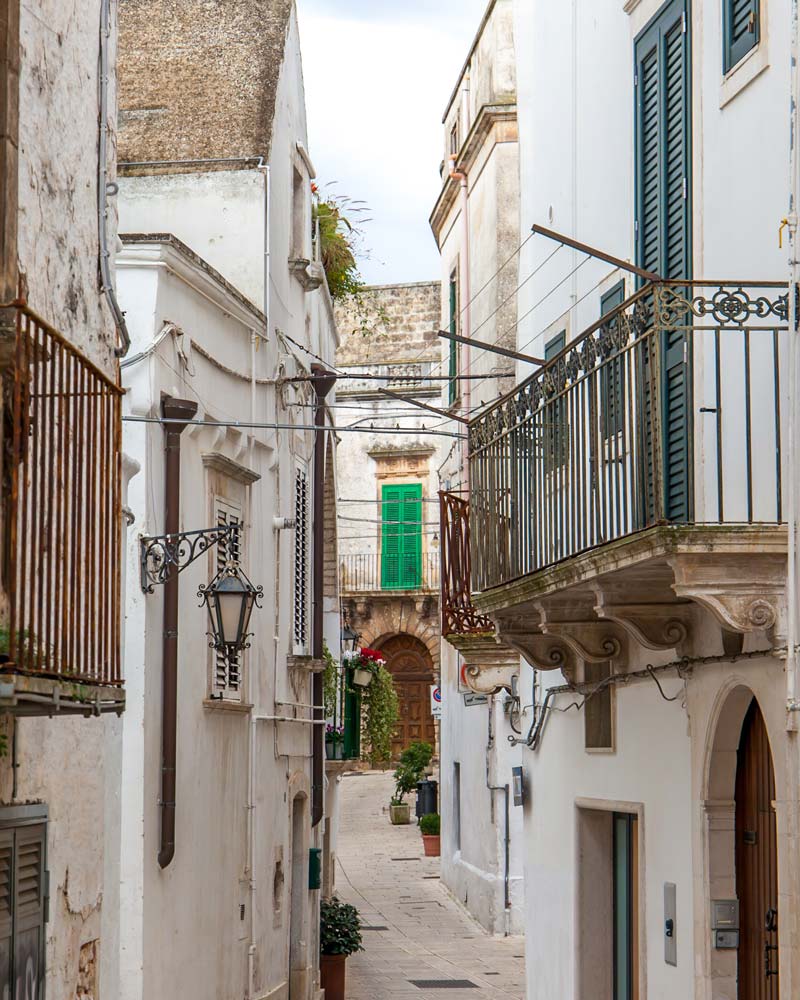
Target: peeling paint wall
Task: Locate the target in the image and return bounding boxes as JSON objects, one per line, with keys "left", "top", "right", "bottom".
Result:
{"left": 17, "top": 0, "right": 119, "bottom": 376}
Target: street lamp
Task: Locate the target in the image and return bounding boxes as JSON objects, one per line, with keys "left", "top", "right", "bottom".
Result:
{"left": 199, "top": 563, "right": 263, "bottom": 659}
{"left": 341, "top": 623, "right": 360, "bottom": 654}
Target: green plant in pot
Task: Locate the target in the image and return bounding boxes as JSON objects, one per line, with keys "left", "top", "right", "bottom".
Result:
{"left": 325, "top": 724, "right": 345, "bottom": 761}
{"left": 320, "top": 896, "right": 363, "bottom": 1000}
{"left": 420, "top": 812, "right": 441, "bottom": 857}
{"left": 390, "top": 762, "right": 417, "bottom": 825}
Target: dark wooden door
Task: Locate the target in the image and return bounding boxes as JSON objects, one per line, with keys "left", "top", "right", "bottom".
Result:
{"left": 736, "top": 699, "right": 778, "bottom": 1000}
{"left": 377, "top": 634, "right": 436, "bottom": 758}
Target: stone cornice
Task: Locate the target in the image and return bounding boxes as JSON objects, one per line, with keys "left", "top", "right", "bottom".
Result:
{"left": 430, "top": 103, "right": 518, "bottom": 243}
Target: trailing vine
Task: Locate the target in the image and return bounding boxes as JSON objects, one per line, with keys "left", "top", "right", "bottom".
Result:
{"left": 359, "top": 664, "right": 399, "bottom": 767}
{"left": 322, "top": 640, "right": 339, "bottom": 719}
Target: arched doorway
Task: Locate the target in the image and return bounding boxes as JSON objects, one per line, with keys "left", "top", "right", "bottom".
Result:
{"left": 706, "top": 689, "right": 779, "bottom": 1000}
{"left": 376, "top": 634, "right": 436, "bottom": 757}
{"left": 735, "top": 699, "right": 778, "bottom": 999}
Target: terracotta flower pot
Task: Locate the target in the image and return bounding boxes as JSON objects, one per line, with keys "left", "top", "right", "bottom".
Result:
{"left": 390, "top": 803, "right": 411, "bottom": 825}
{"left": 320, "top": 953, "right": 347, "bottom": 1000}
{"left": 422, "top": 834, "right": 441, "bottom": 857}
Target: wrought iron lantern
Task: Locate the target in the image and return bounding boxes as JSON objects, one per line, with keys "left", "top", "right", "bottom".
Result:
{"left": 199, "top": 563, "right": 263, "bottom": 659}
{"left": 341, "top": 623, "right": 360, "bottom": 654}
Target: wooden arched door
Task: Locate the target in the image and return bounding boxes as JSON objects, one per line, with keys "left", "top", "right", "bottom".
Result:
{"left": 735, "top": 698, "right": 778, "bottom": 1000}
{"left": 376, "top": 634, "right": 436, "bottom": 757}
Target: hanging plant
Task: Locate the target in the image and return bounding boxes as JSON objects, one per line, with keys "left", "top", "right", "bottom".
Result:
{"left": 322, "top": 640, "right": 339, "bottom": 719}
{"left": 359, "top": 662, "right": 399, "bottom": 767}
{"left": 343, "top": 647, "right": 385, "bottom": 688}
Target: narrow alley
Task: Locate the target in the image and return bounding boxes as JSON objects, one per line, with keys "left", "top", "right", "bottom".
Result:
{"left": 335, "top": 772, "right": 526, "bottom": 1000}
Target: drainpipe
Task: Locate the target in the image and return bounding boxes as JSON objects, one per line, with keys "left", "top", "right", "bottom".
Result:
{"left": 311, "top": 365, "right": 336, "bottom": 827}
{"left": 158, "top": 396, "right": 198, "bottom": 868}
{"left": 448, "top": 160, "right": 471, "bottom": 490}
{"left": 99, "top": 0, "right": 130, "bottom": 358}
{"left": 788, "top": 0, "right": 800, "bottom": 725}
{"left": 486, "top": 698, "right": 511, "bottom": 933}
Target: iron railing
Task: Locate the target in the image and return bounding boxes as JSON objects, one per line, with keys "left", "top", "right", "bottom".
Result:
{"left": 469, "top": 282, "right": 788, "bottom": 593}
{"left": 439, "top": 491, "right": 493, "bottom": 637}
{"left": 339, "top": 551, "right": 440, "bottom": 593}
{"left": 3, "top": 303, "right": 123, "bottom": 684}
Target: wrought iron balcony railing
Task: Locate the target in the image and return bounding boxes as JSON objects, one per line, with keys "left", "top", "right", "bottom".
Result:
{"left": 339, "top": 551, "right": 439, "bottom": 593}
{"left": 1, "top": 302, "right": 123, "bottom": 698}
{"left": 439, "top": 491, "right": 493, "bottom": 637}
{"left": 468, "top": 282, "right": 788, "bottom": 594}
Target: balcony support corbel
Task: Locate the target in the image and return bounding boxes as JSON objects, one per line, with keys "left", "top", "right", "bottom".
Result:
{"left": 445, "top": 632, "right": 519, "bottom": 695}
{"left": 536, "top": 602, "right": 627, "bottom": 664}
{"left": 669, "top": 553, "right": 785, "bottom": 638}
{"left": 591, "top": 585, "right": 693, "bottom": 652}
{"left": 493, "top": 616, "right": 579, "bottom": 684}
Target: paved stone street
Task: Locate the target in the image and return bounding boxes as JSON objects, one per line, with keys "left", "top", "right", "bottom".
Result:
{"left": 335, "top": 771, "right": 526, "bottom": 1000}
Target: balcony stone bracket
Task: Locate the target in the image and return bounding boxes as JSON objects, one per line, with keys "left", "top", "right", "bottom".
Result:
{"left": 445, "top": 632, "right": 520, "bottom": 695}
{"left": 592, "top": 587, "right": 694, "bottom": 653}
{"left": 668, "top": 553, "right": 786, "bottom": 640}
{"left": 493, "top": 616, "right": 580, "bottom": 684}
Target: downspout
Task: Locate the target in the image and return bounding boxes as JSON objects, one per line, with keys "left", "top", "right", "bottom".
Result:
{"left": 99, "top": 0, "right": 130, "bottom": 358}
{"left": 787, "top": 0, "right": 800, "bottom": 724}
{"left": 158, "top": 396, "right": 198, "bottom": 868}
{"left": 448, "top": 161, "right": 471, "bottom": 489}
{"left": 486, "top": 699, "right": 511, "bottom": 933}
{"left": 311, "top": 365, "right": 336, "bottom": 827}
{"left": 247, "top": 330, "right": 258, "bottom": 996}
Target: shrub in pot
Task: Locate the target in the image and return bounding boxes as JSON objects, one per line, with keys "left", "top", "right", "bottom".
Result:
{"left": 320, "top": 896, "right": 363, "bottom": 1000}
{"left": 389, "top": 763, "right": 417, "bottom": 824}
{"left": 420, "top": 812, "right": 441, "bottom": 857}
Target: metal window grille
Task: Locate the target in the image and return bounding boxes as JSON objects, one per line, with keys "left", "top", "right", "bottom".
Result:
{"left": 4, "top": 303, "right": 122, "bottom": 685}
{"left": 293, "top": 468, "right": 310, "bottom": 653}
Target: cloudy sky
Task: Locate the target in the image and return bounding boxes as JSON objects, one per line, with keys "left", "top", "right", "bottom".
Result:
{"left": 298, "top": 0, "right": 489, "bottom": 285}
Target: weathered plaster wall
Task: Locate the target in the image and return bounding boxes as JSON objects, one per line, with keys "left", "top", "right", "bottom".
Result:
{"left": 118, "top": 0, "right": 292, "bottom": 167}
{"left": 17, "top": 0, "right": 119, "bottom": 374}
{"left": 3, "top": 3, "right": 125, "bottom": 997}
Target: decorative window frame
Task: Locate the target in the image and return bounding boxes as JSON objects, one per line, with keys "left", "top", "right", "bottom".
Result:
{"left": 719, "top": 0, "right": 769, "bottom": 108}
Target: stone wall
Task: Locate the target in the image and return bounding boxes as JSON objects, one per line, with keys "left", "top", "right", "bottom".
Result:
{"left": 118, "top": 0, "right": 293, "bottom": 169}
{"left": 335, "top": 281, "right": 441, "bottom": 366}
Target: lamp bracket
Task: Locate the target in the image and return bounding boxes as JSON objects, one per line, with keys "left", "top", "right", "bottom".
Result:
{"left": 140, "top": 525, "right": 239, "bottom": 594}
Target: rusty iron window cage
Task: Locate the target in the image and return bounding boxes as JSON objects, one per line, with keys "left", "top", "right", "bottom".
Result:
{"left": 468, "top": 281, "right": 789, "bottom": 594}
{"left": 439, "top": 491, "right": 493, "bottom": 638}
{"left": 2, "top": 302, "right": 123, "bottom": 688}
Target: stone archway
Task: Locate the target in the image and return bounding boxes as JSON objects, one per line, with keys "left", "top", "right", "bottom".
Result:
{"left": 374, "top": 633, "right": 436, "bottom": 757}
{"left": 704, "top": 685, "right": 779, "bottom": 1000}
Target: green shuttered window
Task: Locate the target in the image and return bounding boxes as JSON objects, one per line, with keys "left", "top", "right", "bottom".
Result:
{"left": 724, "top": 0, "right": 759, "bottom": 73}
{"left": 381, "top": 483, "right": 423, "bottom": 590}
{"left": 600, "top": 282, "right": 626, "bottom": 440}
{"left": 635, "top": 0, "right": 692, "bottom": 521}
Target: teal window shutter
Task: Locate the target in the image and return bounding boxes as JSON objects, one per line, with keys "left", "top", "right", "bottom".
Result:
{"left": 635, "top": 0, "right": 692, "bottom": 522}
{"left": 724, "top": 0, "right": 759, "bottom": 73}
{"left": 448, "top": 272, "right": 459, "bottom": 406}
{"left": 381, "top": 484, "right": 423, "bottom": 590}
{"left": 600, "top": 282, "right": 626, "bottom": 439}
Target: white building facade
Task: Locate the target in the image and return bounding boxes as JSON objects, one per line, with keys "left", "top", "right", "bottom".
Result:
{"left": 463, "top": 0, "right": 799, "bottom": 996}
{"left": 116, "top": 3, "right": 340, "bottom": 998}
{"left": 430, "top": 0, "right": 527, "bottom": 937}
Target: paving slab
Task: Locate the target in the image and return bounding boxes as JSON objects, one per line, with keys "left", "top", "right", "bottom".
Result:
{"left": 335, "top": 771, "right": 525, "bottom": 1000}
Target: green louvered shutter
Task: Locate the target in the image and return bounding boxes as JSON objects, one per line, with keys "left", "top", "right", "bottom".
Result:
{"left": 381, "top": 484, "right": 422, "bottom": 589}
{"left": 635, "top": 0, "right": 691, "bottom": 522}
{"left": 724, "top": 0, "right": 759, "bottom": 73}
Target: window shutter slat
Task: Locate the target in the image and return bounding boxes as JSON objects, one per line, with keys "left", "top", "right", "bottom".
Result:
{"left": 13, "top": 824, "right": 45, "bottom": 998}
{"left": 293, "top": 468, "right": 310, "bottom": 653}
{"left": 725, "top": 0, "right": 759, "bottom": 72}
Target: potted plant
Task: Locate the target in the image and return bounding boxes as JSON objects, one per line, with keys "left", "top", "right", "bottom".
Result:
{"left": 390, "top": 762, "right": 417, "bottom": 824}
{"left": 420, "top": 813, "right": 441, "bottom": 857}
{"left": 320, "top": 896, "right": 363, "bottom": 1000}
{"left": 325, "top": 724, "right": 345, "bottom": 760}
{"left": 344, "top": 646, "right": 386, "bottom": 687}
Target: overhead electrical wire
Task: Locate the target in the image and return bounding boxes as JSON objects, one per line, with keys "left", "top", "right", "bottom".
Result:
{"left": 122, "top": 415, "right": 467, "bottom": 439}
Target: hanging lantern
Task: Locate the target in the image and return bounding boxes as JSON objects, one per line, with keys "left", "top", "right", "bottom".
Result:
{"left": 199, "top": 565, "right": 263, "bottom": 658}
